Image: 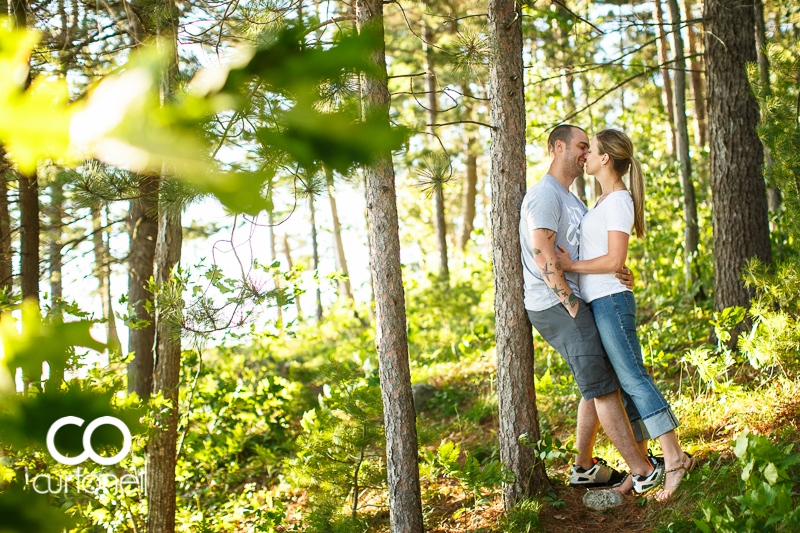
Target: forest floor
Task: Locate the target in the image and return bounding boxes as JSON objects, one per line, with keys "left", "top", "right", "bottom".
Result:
{"left": 275, "top": 349, "right": 800, "bottom": 533}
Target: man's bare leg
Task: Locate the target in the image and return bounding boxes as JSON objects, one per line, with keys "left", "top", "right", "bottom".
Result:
{"left": 593, "top": 390, "right": 653, "bottom": 477}
{"left": 615, "top": 438, "right": 650, "bottom": 493}
{"left": 575, "top": 397, "right": 600, "bottom": 470}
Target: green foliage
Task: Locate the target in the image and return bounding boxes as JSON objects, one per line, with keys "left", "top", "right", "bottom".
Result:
{"left": 286, "top": 356, "right": 386, "bottom": 523}
{"left": 436, "top": 440, "right": 515, "bottom": 519}
{"left": 695, "top": 432, "right": 800, "bottom": 533}
{"left": 740, "top": 258, "right": 800, "bottom": 375}
{"left": 752, "top": 42, "right": 800, "bottom": 248}
{"left": 519, "top": 431, "right": 577, "bottom": 469}
{"left": 498, "top": 498, "right": 543, "bottom": 533}
{"left": 0, "top": 482, "right": 78, "bottom": 533}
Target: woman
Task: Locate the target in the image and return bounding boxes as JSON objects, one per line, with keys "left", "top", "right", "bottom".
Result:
{"left": 556, "top": 129, "right": 696, "bottom": 501}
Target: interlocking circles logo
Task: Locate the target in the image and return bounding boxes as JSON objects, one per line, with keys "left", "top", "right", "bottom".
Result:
{"left": 27, "top": 416, "right": 144, "bottom": 495}
{"left": 47, "top": 416, "right": 132, "bottom": 465}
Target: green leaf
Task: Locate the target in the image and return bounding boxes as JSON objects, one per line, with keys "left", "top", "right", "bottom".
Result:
{"left": 763, "top": 463, "right": 779, "bottom": 485}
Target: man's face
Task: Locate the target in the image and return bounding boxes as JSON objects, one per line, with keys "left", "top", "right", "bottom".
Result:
{"left": 560, "top": 129, "right": 590, "bottom": 179}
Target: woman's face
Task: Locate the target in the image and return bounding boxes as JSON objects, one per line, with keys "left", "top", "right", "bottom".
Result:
{"left": 585, "top": 137, "right": 604, "bottom": 176}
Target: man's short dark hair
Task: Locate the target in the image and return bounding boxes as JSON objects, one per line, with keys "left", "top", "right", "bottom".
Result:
{"left": 547, "top": 124, "right": 586, "bottom": 155}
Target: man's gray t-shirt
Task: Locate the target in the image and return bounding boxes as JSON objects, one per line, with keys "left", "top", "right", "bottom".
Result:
{"left": 520, "top": 174, "right": 587, "bottom": 311}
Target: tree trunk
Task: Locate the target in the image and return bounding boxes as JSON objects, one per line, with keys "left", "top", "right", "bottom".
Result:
{"left": 705, "top": 0, "right": 772, "bottom": 316}
{"left": 19, "top": 172, "right": 39, "bottom": 303}
{"left": 755, "top": 0, "right": 780, "bottom": 217}
{"left": 49, "top": 183, "right": 64, "bottom": 302}
{"left": 655, "top": 0, "right": 678, "bottom": 154}
{"left": 667, "top": 0, "right": 700, "bottom": 288}
{"left": 559, "top": 17, "right": 585, "bottom": 204}
{"left": 327, "top": 176, "right": 353, "bottom": 301}
{"left": 146, "top": 5, "right": 182, "bottom": 531}
{"left": 127, "top": 173, "right": 159, "bottom": 399}
{"left": 283, "top": 234, "right": 302, "bottom": 318}
{"left": 459, "top": 136, "right": 479, "bottom": 251}
{"left": 0, "top": 150, "right": 12, "bottom": 294}
{"left": 146, "top": 212, "right": 182, "bottom": 533}
{"left": 267, "top": 210, "right": 283, "bottom": 324}
{"left": 488, "top": 0, "right": 549, "bottom": 509}
{"left": 683, "top": 0, "right": 707, "bottom": 148}
{"left": 309, "top": 197, "right": 322, "bottom": 321}
{"left": 424, "top": 23, "right": 449, "bottom": 280}
{"left": 355, "top": 1, "right": 424, "bottom": 531}
{"left": 93, "top": 207, "right": 120, "bottom": 349}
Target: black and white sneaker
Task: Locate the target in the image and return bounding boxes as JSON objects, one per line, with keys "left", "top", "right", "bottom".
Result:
{"left": 569, "top": 457, "right": 628, "bottom": 488}
{"left": 633, "top": 456, "right": 665, "bottom": 494}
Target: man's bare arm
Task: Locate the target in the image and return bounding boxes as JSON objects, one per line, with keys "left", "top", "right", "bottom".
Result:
{"left": 531, "top": 228, "right": 579, "bottom": 317}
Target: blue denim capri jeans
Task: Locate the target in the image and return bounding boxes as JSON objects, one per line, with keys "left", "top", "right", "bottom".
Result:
{"left": 590, "top": 291, "right": 680, "bottom": 440}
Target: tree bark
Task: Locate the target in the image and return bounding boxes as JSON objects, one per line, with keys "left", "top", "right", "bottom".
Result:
{"left": 327, "top": 175, "right": 353, "bottom": 301}
{"left": 283, "top": 234, "right": 302, "bottom": 317}
{"left": 424, "top": 23, "right": 449, "bottom": 280}
{"left": 146, "top": 212, "right": 182, "bottom": 533}
{"left": 309, "top": 196, "right": 322, "bottom": 321}
{"left": 667, "top": 0, "right": 700, "bottom": 288}
{"left": 755, "top": 0, "right": 780, "bottom": 217}
{"left": 127, "top": 172, "right": 158, "bottom": 399}
{"left": 0, "top": 150, "right": 12, "bottom": 294}
{"left": 146, "top": 5, "right": 182, "bottom": 531}
{"left": 19, "top": 172, "right": 39, "bottom": 303}
{"left": 49, "top": 183, "right": 64, "bottom": 302}
{"left": 355, "top": 1, "right": 424, "bottom": 531}
{"left": 459, "top": 136, "right": 479, "bottom": 251}
{"left": 683, "top": 0, "right": 707, "bottom": 148}
{"left": 93, "top": 207, "right": 120, "bottom": 348}
{"left": 655, "top": 0, "right": 678, "bottom": 154}
{"left": 488, "top": 0, "right": 549, "bottom": 509}
{"left": 705, "top": 0, "right": 772, "bottom": 316}
{"left": 267, "top": 210, "right": 283, "bottom": 324}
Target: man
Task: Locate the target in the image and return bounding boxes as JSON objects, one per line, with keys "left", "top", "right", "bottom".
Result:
{"left": 521, "top": 124, "right": 663, "bottom": 491}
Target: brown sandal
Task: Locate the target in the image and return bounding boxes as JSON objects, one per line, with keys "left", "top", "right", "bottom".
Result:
{"left": 656, "top": 453, "right": 696, "bottom": 501}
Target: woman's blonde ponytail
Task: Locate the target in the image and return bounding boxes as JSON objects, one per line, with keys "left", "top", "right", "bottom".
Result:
{"left": 595, "top": 128, "right": 647, "bottom": 237}
{"left": 629, "top": 157, "right": 646, "bottom": 237}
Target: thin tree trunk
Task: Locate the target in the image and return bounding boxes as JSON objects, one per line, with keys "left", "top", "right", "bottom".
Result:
{"left": 309, "top": 197, "right": 322, "bottom": 321}
{"left": 268, "top": 210, "right": 283, "bottom": 324}
{"left": 0, "top": 149, "right": 12, "bottom": 294}
{"left": 105, "top": 207, "right": 120, "bottom": 350}
{"left": 355, "top": 1, "right": 424, "bottom": 531}
{"left": 683, "top": 0, "right": 707, "bottom": 148}
{"left": 655, "top": 0, "right": 678, "bottom": 154}
{"left": 93, "top": 207, "right": 120, "bottom": 349}
{"left": 283, "top": 234, "right": 302, "bottom": 318}
{"left": 488, "top": 0, "right": 549, "bottom": 509}
{"left": 146, "top": 212, "right": 182, "bottom": 533}
{"left": 49, "top": 183, "right": 64, "bottom": 303}
{"left": 327, "top": 174, "right": 353, "bottom": 301}
{"left": 127, "top": 173, "right": 158, "bottom": 399}
{"left": 459, "top": 136, "right": 478, "bottom": 251}
{"left": 755, "top": 0, "right": 780, "bottom": 217}
{"left": 19, "top": 173, "right": 38, "bottom": 303}
{"left": 705, "top": 0, "right": 772, "bottom": 319}
{"left": 667, "top": 0, "right": 700, "bottom": 288}
{"left": 146, "top": 5, "right": 182, "bottom": 531}
{"left": 424, "top": 23, "right": 449, "bottom": 280}
{"left": 559, "top": 16, "right": 585, "bottom": 204}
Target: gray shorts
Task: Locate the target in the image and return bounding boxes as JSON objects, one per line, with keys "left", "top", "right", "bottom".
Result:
{"left": 527, "top": 301, "right": 648, "bottom": 442}
{"left": 527, "top": 300, "right": 620, "bottom": 401}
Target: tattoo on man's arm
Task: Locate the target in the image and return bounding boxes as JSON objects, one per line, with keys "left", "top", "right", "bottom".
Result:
{"left": 568, "top": 293, "right": 577, "bottom": 308}
{"left": 533, "top": 248, "right": 541, "bottom": 256}
{"left": 555, "top": 261, "right": 562, "bottom": 271}
{"left": 545, "top": 230, "right": 555, "bottom": 241}
{"left": 552, "top": 285, "right": 563, "bottom": 296}
{"left": 543, "top": 264, "right": 554, "bottom": 281}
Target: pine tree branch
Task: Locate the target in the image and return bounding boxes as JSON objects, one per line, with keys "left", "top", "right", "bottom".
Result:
{"left": 550, "top": 0, "right": 605, "bottom": 35}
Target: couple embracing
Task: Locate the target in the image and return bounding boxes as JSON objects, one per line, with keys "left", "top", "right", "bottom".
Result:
{"left": 522, "top": 125, "right": 696, "bottom": 500}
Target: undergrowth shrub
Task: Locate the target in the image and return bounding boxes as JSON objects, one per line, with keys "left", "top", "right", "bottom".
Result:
{"left": 696, "top": 432, "right": 800, "bottom": 533}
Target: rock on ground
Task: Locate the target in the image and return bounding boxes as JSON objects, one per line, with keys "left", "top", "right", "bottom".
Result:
{"left": 411, "top": 383, "right": 438, "bottom": 412}
{"left": 582, "top": 489, "right": 624, "bottom": 511}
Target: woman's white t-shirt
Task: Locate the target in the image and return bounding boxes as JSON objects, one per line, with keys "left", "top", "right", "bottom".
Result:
{"left": 578, "top": 191, "right": 634, "bottom": 303}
